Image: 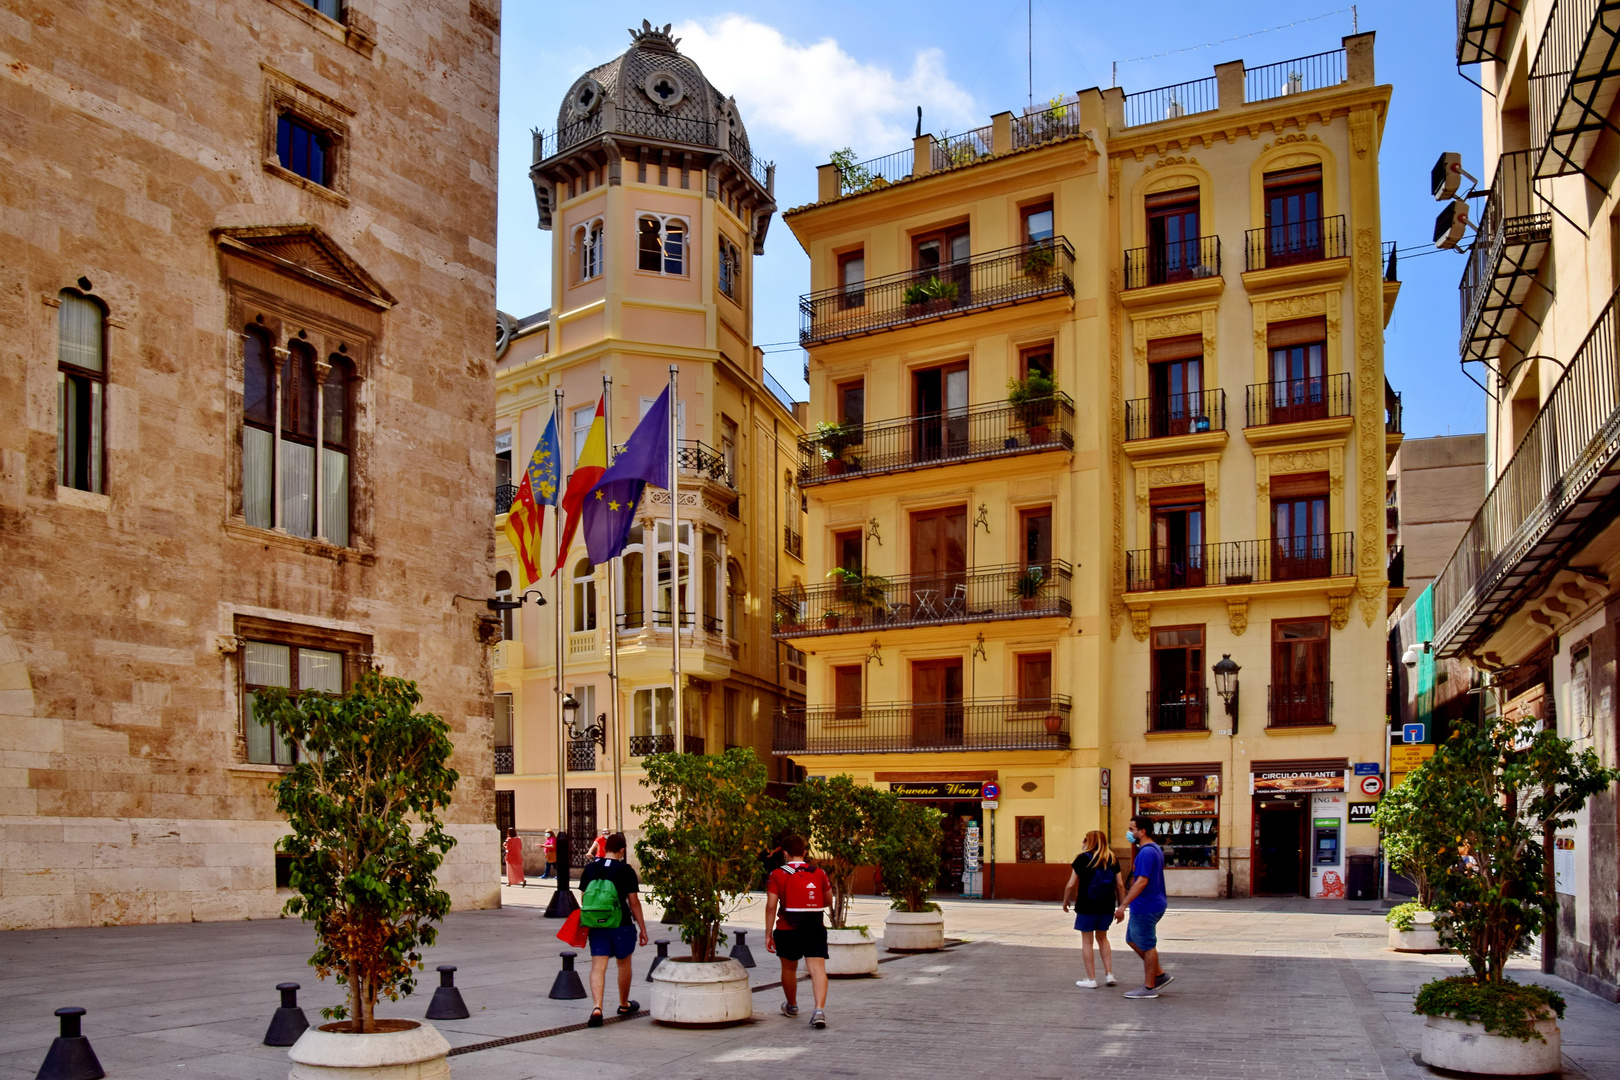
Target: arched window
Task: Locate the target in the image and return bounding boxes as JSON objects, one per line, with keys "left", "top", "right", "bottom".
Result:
{"left": 321, "top": 356, "right": 352, "bottom": 546}
{"left": 637, "top": 214, "right": 687, "bottom": 275}
{"left": 620, "top": 524, "right": 645, "bottom": 630}
{"left": 495, "top": 569, "right": 514, "bottom": 640}
{"left": 576, "top": 220, "right": 604, "bottom": 281}
{"left": 572, "top": 559, "right": 597, "bottom": 632}
{"left": 718, "top": 237, "right": 741, "bottom": 299}
{"left": 242, "top": 329, "right": 276, "bottom": 527}
{"left": 57, "top": 290, "right": 106, "bottom": 493}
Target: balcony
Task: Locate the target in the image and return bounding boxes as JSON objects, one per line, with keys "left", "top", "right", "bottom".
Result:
{"left": 495, "top": 484, "right": 517, "bottom": 515}
{"left": 797, "top": 394, "right": 1075, "bottom": 486}
{"left": 1123, "top": 236, "right": 1223, "bottom": 293}
{"left": 1268, "top": 683, "right": 1334, "bottom": 728}
{"left": 1457, "top": 0, "right": 1520, "bottom": 64}
{"left": 1244, "top": 373, "right": 1354, "bottom": 429}
{"left": 1125, "top": 533, "right": 1356, "bottom": 593}
{"left": 1459, "top": 150, "right": 1552, "bottom": 365}
{"left": 798, "top": 239, "right": 1075, "bottom": 346}
{"left": 494, "top": 745, "right": 513, "bottom": 774}
{"left": 1433, "top": 292, "right": 1620, "bottom": 657}
{"left": 628, "top": 734, "right": 707, "bottom": 757}
{"left": 1243, "top": 214, "right": 1348, "bottom": 273}
{"left": 1148, "top": 688, "right": 1209, "bottom": 733}
{"left": 772, "top": 561, "right": 1074, "bottom": 639}
{"left": 771, "top": 696, "right": 1072, "bottom": 755}
{"left": 1530, "top": 0, "right": 1620, "bottom": 181}
{"left": 1125, "top": 390, "right": 1228, "bottom": 442}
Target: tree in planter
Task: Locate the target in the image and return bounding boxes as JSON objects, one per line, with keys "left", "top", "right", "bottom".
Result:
{"left": 263, "top": 672, "right": 459, "bottom": 1033}
{"left": 1010, "top": 565, "right": 1049, "bottom": 610}
{"left": 874, "top": 799, "right": 944, "bottom": 912}
{"left": 788, "top": 775, "right": 891, "bottom": 929}
{"left": 1371, "top": 771, "right": 1450, "bottom": 909}
{"left": 635, "top": 748, "right": 772, "bottom": 961}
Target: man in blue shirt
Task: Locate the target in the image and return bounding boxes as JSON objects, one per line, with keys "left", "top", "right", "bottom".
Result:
{"left": 1114, "top": 813, "right": 1172, "bottom": 999}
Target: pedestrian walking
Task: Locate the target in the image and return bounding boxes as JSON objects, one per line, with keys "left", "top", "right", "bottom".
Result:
{"left": 588, "top": 829, "right": 608, "bottom": 860}
{"left": 1062, "top": 830, "right": 1123, "bottom": 987}
{"left": 503, "top": 828, "right": 525, "bottom": 887}
{"left": 542, "top": 829, "right": 557, "bottom": 879}
{"left": 764, "top": 834, "right": 831, "bottom": 1028}
{"left": 576, "top": 832, "right": 649, "bottom": 1027}
{"left": 1115, "top": 813, "right": 1171, "bottom": 999}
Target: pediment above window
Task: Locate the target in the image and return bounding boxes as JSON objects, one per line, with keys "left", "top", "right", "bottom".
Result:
{"left": 212, "top": 225, "right": 396, "bottom": 310}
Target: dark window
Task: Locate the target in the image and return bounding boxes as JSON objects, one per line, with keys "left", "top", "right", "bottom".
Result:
{"left": 1149, "top": 336, "right": 1204, "bottom": 439}
{"left": 838, "top": 379, "right": 865, "bottom": 428}
{"left": 914, "top": 225, "right": 970, "bottom": 271}
{"left": 1271, "top": 618, "right": 1329, "bottom": 725}
{"left": 1017, "top": 652, "right": 1052, "bottom": 703}
{"left": 718, "top": 237, "right": 741, "bottom": 299}
{"left": 1021, "top": 343, "right": 1054, "bottom": 379}
{"left": 276, "top": 114, "right": 331, "bottom": 186}
{"left": 1268, "top": 338, "right": 1328, "bottom": 424}
{"left": 1146, "top": 187, "right": 1200, "bottom": 284}
{"left": 240, "top": 621, "right": 363, "bottom": 766}
{"left": 1021, "top": 507, "right": 1052, "bottom": 570}
{"left": 1263, "top": 166, "right": 1324, "bottom": 264}
{"left": 1151, "top": 625, "right": 1205, "bottom": 731}
{"left": 1271, "top": 480, "right": 1329, "bottom": 580}
{"left": 57, "top": 291, "right": 106, "bottom": 493}
{"left": 1016, "top": 816, "right": 1046, "bottom": 862}
{"left": 298, "top": 0, "right": 342, "bottom": 20}
{"left": 834, "top": 664, "right": 863, "bottom": 721}
{"left": 1150, "top": 487, "right": 1205, "bottom": 590}
{"left": 495, "top": 569, "right": 514, "bottom": 640}
{"left": 835, "top": 530, "right": 863, "bottom": 574}
{"left": 275, "top": 853, "right": 297, "bottom": 889}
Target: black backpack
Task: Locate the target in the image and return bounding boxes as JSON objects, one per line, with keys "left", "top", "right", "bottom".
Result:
{"left": 1085, "top": 856, "right": 1117, "bottom": 906}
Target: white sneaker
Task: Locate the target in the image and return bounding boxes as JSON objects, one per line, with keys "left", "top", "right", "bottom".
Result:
{"left": 1104, "top": 973, "right": 1117, "bottom": 986}
{"left": 1075, "top": 978, "right": 1097, "bottom": 988}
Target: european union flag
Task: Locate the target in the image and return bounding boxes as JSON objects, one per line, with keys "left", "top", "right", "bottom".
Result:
{"left": 582, "top": 385, "right": 671, "bottom": 564}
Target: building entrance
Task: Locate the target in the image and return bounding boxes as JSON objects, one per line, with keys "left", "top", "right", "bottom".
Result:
{"left": 1252, "top": 795, "right": 1307, "bottom": 896}
{"left": 902, "top": 799, "right": 981, "bottom": 894}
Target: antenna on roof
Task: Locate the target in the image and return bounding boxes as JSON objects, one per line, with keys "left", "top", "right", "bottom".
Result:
{"left": 1028, "top": 0, "right": 1033, "bottom": 112}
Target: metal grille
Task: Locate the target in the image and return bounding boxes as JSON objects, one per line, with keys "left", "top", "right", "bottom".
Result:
{"left": 566, "top": 739, "right": 595, "bottom": 772}
{"left": 1123, "top": 236, "right": 1222, "bottom": 290}
{"left": 1147, "top": 689, "right": 1209, "bottom": 732}
{"left": 566, "top": 789, "right": 596, "bottom": 867}
{"left": 1529, "top": 0, "right": 1620, "bottom": 179}
{"left": 1125, "top": 390, "right": 1226, "bottom": 442}
{"left": 1458, "top": 150, "right": 1552, "bottom": 364}
{"left": 1016, "top": 817, "right": 1046, "bottom": 863}
{"left": 772, "top": 697, "right": 1071, "bottom": 755}
{"left": 1126, "top": 533, "right": 1356, "bottom": 593}
{"left": 1012, "top": 102, "right": 1082, "bottom": 148}
{"left": 629, "top": 734, "right": 674, "bottom": 756}
{"left": 1267, "top": 683, "right": 1334, "bottom": 728}
{"left": 1243, "top": 214, "right": 1347, "bottom": 271}
{"left": 837, "top": 147, "right": 914, "bottom": 193}
{"left": 771, "top": 560, "right": 1073, "bottom": 639}
{"left": 1244, "top": 373, "right": 1354, "bottom": 427}
{"left": 931, "top": 126, "right": 993, "bottom": 171}
{"left": 1244, "top": 49, "right": 1347, "bottom": 102}
{"left": 494, "top": 745, "right": 514, "bottom": 775}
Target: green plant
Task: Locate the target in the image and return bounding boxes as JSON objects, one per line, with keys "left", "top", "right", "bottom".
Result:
{"left": 1371, "top": 775, "right": 1450, "bottom": 907}
{"left": 812, "top": 419, "right": 857, "bottom": 461}
{"left": 1007, "top": 371, "right": 1059, "bottom": 429}
{"left": 789, "top": 775, "right": 895, "bottom": 928}
{"left": 936, "top": 130, "right": 989, "bottom": 168}
{"left": 1385, "top": 901, "right": 1431, "bottom": 932}
{"left": 263, "top": 672, "right": 459, "bottom": 1032}
{"left": 1023, "top": 243, "right": 1056, "bottom": 276}
{"left": 635, "top": 748, "right": 772, "bottom": 962}
{"left": 1011, "top": 565, "right": 1048, "bottom": 601}
{"left": 826, "top": 567, "right": 892, "bottom": 609}
{"left": 903, "top": 275, "right": 959, "bottom": 305}
{"left": 829, "top": 147, "right": 877, "bottom": 195}
{"left": 1413, "top": 977, "right": 1565, "bottom": 1042}
{"left": 875, "top": 799, "right": 944, "bottom": 913}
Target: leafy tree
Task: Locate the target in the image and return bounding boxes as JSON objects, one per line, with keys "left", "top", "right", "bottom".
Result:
{"left": 789, "top": 775, "right": 893, "bottom": 928}
{"left": 1371, "top": 773, "right": 1449, "bottom": 907}
{"left": 263, "top": 673, "right": 459, "bottom": 1032}
{"left": 635, "top": 748, "right": 772, "bottom": 962}
{"left": 875, "top": 799, "right": 944, "bottom": 912}
{"left": 829, "top": 147, "right": 875, "bottom": 194}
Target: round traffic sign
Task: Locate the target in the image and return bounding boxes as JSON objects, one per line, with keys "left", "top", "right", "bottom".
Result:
{"left": 1360, "top": 774, "right": 1384, "bottom": 796}
{"left": 981, "top": 782, "right": 1000, "bottom": 801}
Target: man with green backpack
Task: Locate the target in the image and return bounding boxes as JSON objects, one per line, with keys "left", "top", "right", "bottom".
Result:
{"left": 576, "top": 832, "right": 649, "bottom": 1027}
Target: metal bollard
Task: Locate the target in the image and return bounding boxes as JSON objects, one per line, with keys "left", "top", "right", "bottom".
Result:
{"left": 729, "top": 929, "right": 757, "bottom": 968}
{"left": 645, "top": 938, "right": 671, "bottom": 981}
{"left": 425, "top": 964, "right": 470, "bottom": 1020}
{"left": 548, "top": 950, "right": 587, "bottom": 1000}
{"left": 36, "top": 1007, "right": 104, "bottom": 1080}
{"left": 263, "top": 982, "right": 310, "bottom": 1046}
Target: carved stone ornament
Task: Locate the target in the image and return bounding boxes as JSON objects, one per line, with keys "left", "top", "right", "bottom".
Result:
{"left": 1129, "top": 605, "right": 1151, "bottom": 642}
{"left": 1110, "top": 598, "right": 1126, "bottom": 640}
{"left": 1327, "top": 592, "right": 1351, "bottom": 631}
{"left": 216, "top": 634, "right": 246, "bottom": 654}
{"left": 1227, "top": 598, "right": 1249, "bottom": 636}
{"left": 1267, "top": 293, "right": 1326, "bottom": 321}
{"left": 1357, "top": 583, "right": 1383, "bottom": 626}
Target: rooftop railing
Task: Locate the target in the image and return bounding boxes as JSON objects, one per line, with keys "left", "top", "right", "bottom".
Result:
{"left": 800, "top": 239, "right": 1075, "bottom": 345}
{"left": 1125, "top": 389, "right": 1227, "bottom": 442}
{"left": 1123, "top": 76, "right": 1219, "bottom": 128}
{"left": 1125, "top": 533, "right": 1356, "bottom": 593}
{"left": 1244, "top": 49, "right": 1348, "bottom": 102}
{"left": 1245, "top": 373, "right": 1354, "bottom": 427}
{"left": 1012, "top": 102, "right": 1083, "bottom": 147}
{"left": 836, "top": 147, "right": 914, "bottom": 194}
{"left": 534, "top": 106, "right": 773, "bottom": 192}
{"left": 772, "top": 696, "right": 1071, "bottom": 755}
{"left": 932, "top": 125, "right": 994, "bottom": 171}
{"left": 771, "top": 560, "right": 1074, "bottom": 639}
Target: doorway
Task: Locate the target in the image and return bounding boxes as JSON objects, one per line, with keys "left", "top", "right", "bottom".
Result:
{"left": 914, "top": 362, "right": 969, "bottom": 461}
{"left": 910, "top": 505, "right": 967, "bottom": 621}
{"left": 911, "top": 658, "right": 964, "bottom": 748}
{"left": 1252, "top": 796, "right": 1307, "bottom": 896}
{"left": 902, "top": 799, "right": 981, "bottom": 893}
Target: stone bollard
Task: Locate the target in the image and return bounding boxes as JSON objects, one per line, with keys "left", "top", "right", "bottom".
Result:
{"left": 425, "top": 965, "right": 470, "bottom": 1020}
{"left": 263, "top": 982, "right": 310, "bottom": 1047}
{"left": 548, "top": 950, "right": 587, "bottom": 1000}
{"left": 36, "top": 1007, "right": 104, "bottom": 1080}
{"left": 729, "top": 929, "right": 757, "bottom": 968}
{"left": 645, "top": 938, "right": 671, "bottom": 981}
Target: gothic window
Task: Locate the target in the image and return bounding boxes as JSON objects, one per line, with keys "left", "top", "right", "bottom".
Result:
{"left": 638, "top": 214, "right": 687, "bottom": 275}
{"left": 575, "top": 219, "right": 604, "bottom": 282}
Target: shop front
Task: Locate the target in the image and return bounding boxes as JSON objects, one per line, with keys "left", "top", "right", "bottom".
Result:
{"left": 1128, "top": 763, "right": 1222, "bottom": 897}
{"left": 1249, "top": 759, "right": 1348, "bottom": 898}
{"left": 888, "top": 779, "right": 987, "bottom": 896}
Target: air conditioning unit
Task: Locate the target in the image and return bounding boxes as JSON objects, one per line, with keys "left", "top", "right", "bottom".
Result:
{"left": 1431, "top": 152, "right": 1477, "bottom": 201}
{"left": 1434, "top": 199, "right": 1471, "bottom": 249}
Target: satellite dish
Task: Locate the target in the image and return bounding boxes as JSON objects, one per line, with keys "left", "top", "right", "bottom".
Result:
{"left": 1433, "top": 199, "right": 1471, "bottom": 250}
{"left": 1431, "top": 151, "right": 1477, "bottom": 201}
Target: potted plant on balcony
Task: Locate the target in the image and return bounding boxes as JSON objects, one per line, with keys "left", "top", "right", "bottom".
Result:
{"left": 636, "top": 748, "right": 772, "bottom": 1025}
{"left": 787, "top": 775, "right": 893, "bottom": 976}
{"left": 903, "top": 274, "right": 959, "bottom": 315}
{"left": 827, "top": 567, "right": 892, "bottom": 624}
{"left": 1022, "top": 241, "right": 1056, "bottom": 281}
{"left": 1007, "top": 371, "right": 1059, "bottom": 443}
{"left": 821, "top": 608, "right": 845, "bottom": 630}
{"left": 877, "top": 799, "right": 946, "bottom": 951}
{"left": 813, "top": 420, "right": 856, "bottom": 475}
{"left": 260, "top": 673, "right": 459, "bottom": 1079}
{"left": 1402, "top": 715, "right": 1615, "bottom": 1075}
{"left": 1010, "top": 565, "right": 1048, "bottom": 611}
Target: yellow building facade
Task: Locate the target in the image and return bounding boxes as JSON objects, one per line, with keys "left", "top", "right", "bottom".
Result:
{"left": 492, "top": 26, "right": 805, "bottom": 851}
{"left": 782, "top": 33, "right": 1398, "bottom": 899}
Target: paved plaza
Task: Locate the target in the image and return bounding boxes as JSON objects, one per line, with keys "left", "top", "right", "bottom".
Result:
{"left": 3, "top": 884, "right": 1617, "bottom": 1079}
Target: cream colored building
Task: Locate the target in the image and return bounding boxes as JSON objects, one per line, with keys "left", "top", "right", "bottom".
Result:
{"left": 492, "top": 26, "right": 805, "bottom": 850}
{"left": 780, "top": 34, "right": 1398, "bottom": 900}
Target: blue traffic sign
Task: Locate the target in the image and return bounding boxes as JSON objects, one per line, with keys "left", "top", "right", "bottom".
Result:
{"left": 1353, "top": 762, "right": 1381, "bottom": 776}
{"left": 1402, "top": 723, "right": 1426, "bottom": 744}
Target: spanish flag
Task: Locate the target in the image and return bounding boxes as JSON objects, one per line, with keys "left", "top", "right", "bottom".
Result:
{"left": 554, "top": 395, "right": 608, "bottom": 574}
{"left": 504, "top": 412, "right": 560, "bottom": 589}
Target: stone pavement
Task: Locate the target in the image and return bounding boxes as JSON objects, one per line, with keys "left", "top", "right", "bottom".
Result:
{"left": 2, "top": 883, "right": 1616, "bottom": 1079}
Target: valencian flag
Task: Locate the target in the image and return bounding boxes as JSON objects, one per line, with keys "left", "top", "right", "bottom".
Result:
{"left": 583, "top": 385, "right": 670, "bottom": 565}
{"left": 553, "top": 395, "right": 608, "bottom": 575}
{"left": 503, "top": 411, "right": 561, "bottom": 588}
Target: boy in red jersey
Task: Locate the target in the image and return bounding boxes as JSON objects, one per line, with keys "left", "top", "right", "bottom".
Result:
{"left": 764, "top": 834, "right": 831, "bottom": 1028}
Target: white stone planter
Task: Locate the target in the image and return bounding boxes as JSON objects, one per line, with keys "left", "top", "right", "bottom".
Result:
{"left": 1421, "top": 1013, "right": 1561, "bottom": 1076}
{"left": 884, "top": 909, "right": 945, "bottom": 952}
{"left": 824, "top": 927, "right": 879, "bottom": 976}
{"left": 648, "top": 957, "right": 753, "bottom": 1026}
{"left": 288, "top": 1021, "right": 450, "bottom": 1080}
{"left": 1389, "top": 910, "right": 1446, "bottom": 953}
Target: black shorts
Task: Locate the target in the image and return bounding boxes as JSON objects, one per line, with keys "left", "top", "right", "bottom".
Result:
{"left": 773, "top": 921, "right": 828, "bottom": 961}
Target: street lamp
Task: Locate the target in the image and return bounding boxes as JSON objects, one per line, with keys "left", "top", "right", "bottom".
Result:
{"left": 1212, "top": 654, "right": 1241, "bottom": 735}
{"left": 560, "top": 693, "right": 607, "bottom": 751}
{"left": 486, "top": 588, "right": 546, "bottom": 612}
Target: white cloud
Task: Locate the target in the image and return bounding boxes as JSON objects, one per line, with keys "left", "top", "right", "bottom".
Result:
{"left": 671, "top": 15, "right": 980, "bottom": 157}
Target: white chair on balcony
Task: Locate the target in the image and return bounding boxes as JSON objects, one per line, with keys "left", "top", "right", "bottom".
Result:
{"left": 942, "top": 582, "right": 967, "bottom": 618}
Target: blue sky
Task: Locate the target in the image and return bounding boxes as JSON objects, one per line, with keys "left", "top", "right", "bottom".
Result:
{"left": 495, "top": 2, "right": 1486, "bottom": 439}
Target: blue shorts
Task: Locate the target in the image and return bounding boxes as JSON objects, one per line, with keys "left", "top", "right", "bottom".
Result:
{"left": 1126, "top": 906, "right": 1164, "bottom": 950}
{"left": 1073, "top": 910, "right": 1113, "bottom": 933}
{"left": 588, "top": 924, "right": 637, "bottom": 959}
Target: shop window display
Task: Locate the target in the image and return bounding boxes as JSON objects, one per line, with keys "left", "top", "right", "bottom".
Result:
{"left": 1130, "top": 771, "right": 1219, "bottom": 869}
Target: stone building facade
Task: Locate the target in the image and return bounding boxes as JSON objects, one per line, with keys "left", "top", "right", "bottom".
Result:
{"left": 0, "top": 0, "right": 502, "bottom": 929}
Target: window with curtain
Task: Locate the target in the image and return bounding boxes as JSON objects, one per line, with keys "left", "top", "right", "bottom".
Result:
{"left": 57, "top": 291, "right": 106, "bottom": 494}
{"left": 655, "top": 521, "right": 693, "bottom": 627}
{"left": 726, "top": 560, "right": 744, "bottom": 636}
{"left": 297, "top": 0, "right": 343, "bottom": 20}
{"left": 633, "top": 687, "right": 675, "bottom": 737}
{"left": 276, "top": 113, "right": 333, "bottom": 186}
{"left": 240, "top": 333, "right": 354, "bottom": 545}
{"left": 243, "top": 638, "right": 345, "bottom": 766}
{"left": 702, "top": 530, "right": 722, "bottom": 633}
{"left": 242, "top": 329, "right": 275, "bottom": 527}
{"left": 620, "top": 524, "right": 645, "bottom": 629}
{"left": 572, "top": 559, "right": 597, "bottom": 632}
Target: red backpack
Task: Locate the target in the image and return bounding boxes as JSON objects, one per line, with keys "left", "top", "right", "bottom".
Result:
{"left": 777, "top": 862, "right": 826, "bottom": 910}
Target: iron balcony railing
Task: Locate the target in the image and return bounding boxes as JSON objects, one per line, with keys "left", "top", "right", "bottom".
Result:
{"left": 771, "top": 696, "right": 1071, "bottom": 755}
{"left": 1387, "top": 388, "right": 1404, "bottom": 435}
{"left": 784, "top": 526, "right": 803, "bottom": 559}
{"left": 609, "top": 438, "right": 736, "bottom": 489}
{"left": 1433, "top": 292, "right": 1620, "bottom": 654}
{"left": 1012, "top": 102, "right": 1082, "bottom": 147}
{"left": 1458, "top": 150, "right": 1552, "bottom": 363}
{"left": 1245, "top": 373, "right": 1354, "bottom": 427}
{"left": 1458, "top": 0, "right": 1519, "bottom": 64}
{"left": 932, "top": 125, "right": 994, "bottom": 171}
{"left": 1268, "top": 683, "right": 1334, "bottom": 728}
{"left": 1123, "top": 76, "right": 1219, "bottom": 128}
{"left": 494, "top": 745, "right": 513, "bottom": 774}
{"left": 534, "top": 107, "right": 773, "bottom": 192}
{"left": 1529, "top": 0, "right": 1620, "bottom": 179}
{"left": 837, "top": 147, "right": 914, "bottom": 194}
{"left": 1125, "top": 533, "right": 1356, "bottom": 593}
{"left": 800, "top": 239, "right": 1075, "bottom": 345}
{"left": 1125, "top": 389, "right": 1227, "bottom": 441}
{"left": 797, "top": 393, "right": 1076, "bottom": 485}
{"left": 771, "top": 560, "right": 1073, "bottom": 639}
{"left": 1244, "top": 49, "right": 1348, "bottom": 102}
{"left": 1147, "top": 688, "right": 1209, "bottom": 733}
{"left": 628, "top": 734, "right": 706, "bottom": 757}
{"left": 1124, "top": 235, "right": 1222, "bottom": 290}
{"left": 1244, "top": 214, "right": 1348, "bottom": 271}
{"left": 495, "top": 484, "right": 517, "bottom": 515}
{"left": 566, "top": 739, "right": 595, "bottom": 772}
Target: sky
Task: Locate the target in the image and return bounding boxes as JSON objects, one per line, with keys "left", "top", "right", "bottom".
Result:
{"left": 494, "top": 1, "right": 1486, "bottom": 440}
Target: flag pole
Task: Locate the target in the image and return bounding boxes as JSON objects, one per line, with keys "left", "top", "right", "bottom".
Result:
{"left": 669, "top": 365, "right": 682, "bottom": 753}
{"left": 604, "top": 374, "right": 624, "bottom": 831}
{"left": 548, "top": 386, "right": 577, "bottom": 917}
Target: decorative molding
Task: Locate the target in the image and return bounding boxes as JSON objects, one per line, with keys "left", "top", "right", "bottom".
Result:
{"left": 1227, "top": 598, "right": 1248, "bottom": 636}
{"left": 1358, "top": 583, "right": 1382, "bottom": 627}
{"left": 1129, "top": 605, "right": 1151, "bottom": 642}
{"left": 1110, "top": 266, "right": 1126, "bottom": 609}
{"left": 1110, "top": 598, "right": 1126, "bottom": 640}
{"left": 1327, "top": 591, "right": 1351, "bottom": 631}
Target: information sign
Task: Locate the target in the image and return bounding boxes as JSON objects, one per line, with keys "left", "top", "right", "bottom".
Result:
{"left": 1353, "top": 762, "right": 1381, "bottom": 776}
